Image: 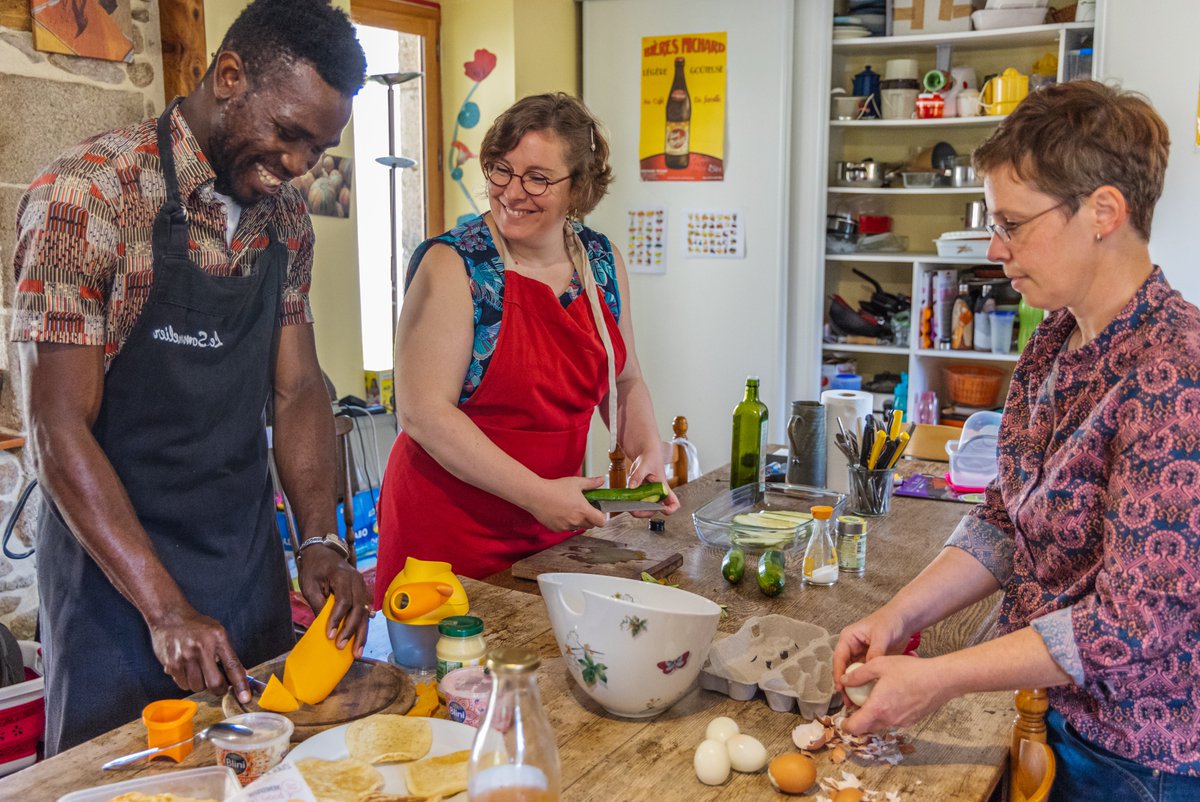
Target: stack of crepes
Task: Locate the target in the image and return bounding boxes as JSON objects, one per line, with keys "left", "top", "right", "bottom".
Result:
{"left": 259, "top": 594, "right": 356, "bottom": 713}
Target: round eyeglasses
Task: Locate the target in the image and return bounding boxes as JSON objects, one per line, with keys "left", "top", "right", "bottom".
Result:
{"left": 986, "top": 197, "right": 1076, "bottom": 242}
{"left": 485, "top": 164, "right": 570, "bottom": 197}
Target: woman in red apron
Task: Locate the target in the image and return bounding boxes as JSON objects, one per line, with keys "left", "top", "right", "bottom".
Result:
{"left": 375, "top": 94, "right": 678, "bottom": 595}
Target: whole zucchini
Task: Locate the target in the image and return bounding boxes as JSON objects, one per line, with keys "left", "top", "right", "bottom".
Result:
{"left": 756, "top": 549, "right": 786, "bottom": 597}
{"left": 583, "top": 481, "right": 668, "bottom": 503}
{"left": 721, "top": 546, "right": 745, "bottom": 584}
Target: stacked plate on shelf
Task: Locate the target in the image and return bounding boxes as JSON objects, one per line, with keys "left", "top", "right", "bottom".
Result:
{"left": 832, "top": 15, "right": 872, "bottom": 40}
{"left": 972, "top": 0, "right": 1049, "bottom": 30}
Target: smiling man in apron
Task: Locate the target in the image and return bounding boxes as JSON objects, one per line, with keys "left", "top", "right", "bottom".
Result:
{"left": 11, "top": 0, "right": 371, "bottom": 754}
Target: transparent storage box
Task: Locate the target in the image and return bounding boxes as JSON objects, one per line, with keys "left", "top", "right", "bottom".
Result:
{"left": 693, "top": 483, "right": 846, "bottom": 567}
{"left": 58, "top": 766, "right": 241, "bottom": 802}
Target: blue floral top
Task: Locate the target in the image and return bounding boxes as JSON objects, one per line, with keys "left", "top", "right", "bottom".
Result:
{"left": 405, "top": 215, "right": 621, "bottom": 404}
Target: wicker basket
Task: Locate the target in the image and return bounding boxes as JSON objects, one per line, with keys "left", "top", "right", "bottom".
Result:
{"left": 945, "top": 365, "right": 1004, "bottom": 407}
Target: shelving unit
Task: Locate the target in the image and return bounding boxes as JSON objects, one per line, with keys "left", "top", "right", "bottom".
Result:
{"left": 820, "top": 12, "right": 1101, "bottom": 418}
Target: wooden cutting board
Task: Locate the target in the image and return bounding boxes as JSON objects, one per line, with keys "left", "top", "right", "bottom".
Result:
{"left": 223, "top": 656, "right": 415, "bottom": 742}
{"left": 511, "top": 534, "right": 682, "bottom": 581}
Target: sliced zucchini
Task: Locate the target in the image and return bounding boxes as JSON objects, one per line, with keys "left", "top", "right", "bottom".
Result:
{"left": 730, "top": 513, "right": 794, "bottom": 530}
{"left": 584, "top": 481, "right": 668, "bottom": 503}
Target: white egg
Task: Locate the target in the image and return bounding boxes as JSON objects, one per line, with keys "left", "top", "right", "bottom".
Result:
{"left": 705, "top": 716, "right": 740, "bottom": 743}
{"left": 725, "top": 733, "right": 768, "bottom": 773}
{"left": 694, "top": 738, "right": 731, "bottom": 785}
{"left": 843, "top": 661, "right": 876, "bottom": 707}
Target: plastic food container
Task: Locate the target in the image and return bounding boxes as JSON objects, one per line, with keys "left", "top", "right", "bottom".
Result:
{"left": 0, "top": 641, "right": 44, "bottom": 778}
{"left": 902, "top": 171, "right": 938, "bottom": 188}
{"left": 934, "top": 229, "right": 991, "bottom": 257}
{"left": 210, "top": 712, "right": 293, "bottom": 786}
{"left": 57, "top": 766, "right": 240, "bottom": 802}
{"left": 693, "top": 483, "right": 846, "bottom": 568}
{"left": 440, "top": 665, "right": 492, "bottom": 727}
{"left": 946, "top": 411, "right": 1001, "bottom": 490}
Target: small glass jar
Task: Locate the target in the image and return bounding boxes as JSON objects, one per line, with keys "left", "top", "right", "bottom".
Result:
{"left": 436, "top": 615, "right": 486, "bottom": 681}
{"left": 836, "top": 514, "right": 868, "bottom": 574}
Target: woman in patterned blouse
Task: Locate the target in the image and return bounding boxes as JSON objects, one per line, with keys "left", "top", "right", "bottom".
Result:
{"left": 373, "top": 94, "right": 678, "bottom": 590}
{"left": 834, "top": 81, "right": 1200, "bottom": 799}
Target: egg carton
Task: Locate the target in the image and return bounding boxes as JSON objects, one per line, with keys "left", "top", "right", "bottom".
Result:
{"left": 699, "top": 614, "right": 840, "bottom": 719}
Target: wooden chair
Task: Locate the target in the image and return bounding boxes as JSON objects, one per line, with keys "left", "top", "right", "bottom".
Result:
{"left": 334, "top": 415, "right": 357, "bottom": 567}
{"left": 607, "top": 416, "right": 692, "bottom": 490}
{"left": 1010, "top": 688, "right": 1056, "bottom": 802}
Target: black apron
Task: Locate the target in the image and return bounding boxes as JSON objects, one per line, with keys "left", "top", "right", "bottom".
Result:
{"left": 36, "top": 99, "right": 295, "bottom": 755}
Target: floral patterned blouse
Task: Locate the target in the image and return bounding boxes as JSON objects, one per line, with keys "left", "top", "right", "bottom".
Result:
{"left": 948, "top": 267, "right": 1200, "bottom": 776}
{"left": 405, "top": 215, "right": 621, "bottom": 404}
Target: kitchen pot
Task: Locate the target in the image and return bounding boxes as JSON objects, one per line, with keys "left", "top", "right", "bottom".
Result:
{"left": 834, "top": 159, "right": 883, "bottom": 187}
{"left": 826, "top": 213, "right": 859, "bottom": 242}
{"left": 952, "top": 159, "right": 981, "bottom": 187}
{"left": 964, "top": 200, "right": 988, "bottom": 230}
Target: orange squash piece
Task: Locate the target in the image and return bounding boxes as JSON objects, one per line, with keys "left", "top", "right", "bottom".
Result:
{"left": 283, "top": 594, "right": 356, "bottom": 705}
{"left": 258, "top": 674, "right": 300, "bottom": 713}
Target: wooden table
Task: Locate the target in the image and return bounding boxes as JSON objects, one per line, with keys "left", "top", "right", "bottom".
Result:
{"left": 3, "top": 461, "right": 1009, "bottom": 801}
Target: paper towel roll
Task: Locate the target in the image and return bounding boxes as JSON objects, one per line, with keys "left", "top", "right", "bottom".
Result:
{"left": 821, "top": 389, "right": 874, "bottom": 493}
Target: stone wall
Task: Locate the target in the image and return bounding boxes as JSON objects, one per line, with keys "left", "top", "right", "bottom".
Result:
{"left": 0, "top": 0, "right": 164, "bottom": 639}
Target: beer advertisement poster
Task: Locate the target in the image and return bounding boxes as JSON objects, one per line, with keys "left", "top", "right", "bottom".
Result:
{"left": 639, "top": 32, "right": 727, "bottom": 181}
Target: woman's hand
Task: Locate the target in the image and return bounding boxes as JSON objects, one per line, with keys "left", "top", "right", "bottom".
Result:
{"left": 524, "top": 475, "right": 608, "bottom": 532}
{"left": 833, "top": 607, "right": 912, "bottom": 691}
{"left": 840, "top": 655, "right": 954, "bottom": 735}
{"left": 626, "top": 454, "right": 680, "bottom": 518}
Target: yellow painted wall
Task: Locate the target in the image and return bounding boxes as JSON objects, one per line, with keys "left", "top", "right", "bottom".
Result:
{"left": 204, "top": 0, "right": 365, "bottom": 398}
{"left": 513, "top": 0, "right": 581, "bottom": 99}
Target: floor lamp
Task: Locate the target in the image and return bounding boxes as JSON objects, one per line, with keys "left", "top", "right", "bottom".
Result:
{"left": 367, "top": 70, "right": 421, "bottom": 354}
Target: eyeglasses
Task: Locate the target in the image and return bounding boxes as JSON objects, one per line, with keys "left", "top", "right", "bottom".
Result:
{"left": 485, "top": 163, "right": 570, "bottom": 196}
{"left": 986, "top": 197, "right": 1076, "bottom": 242}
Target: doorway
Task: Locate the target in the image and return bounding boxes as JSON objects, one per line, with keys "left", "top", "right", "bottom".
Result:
{"left": 350, "top": 0, "right": 443, "bottom": 371}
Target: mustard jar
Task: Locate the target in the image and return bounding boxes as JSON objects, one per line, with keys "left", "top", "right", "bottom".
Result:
{"left": 436, "top": 615, "right": 486, "bottom": 681}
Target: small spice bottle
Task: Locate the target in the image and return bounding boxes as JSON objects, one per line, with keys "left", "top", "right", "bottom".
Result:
{"left": 436, "top": 615, "right": 486, "bottom": 681}
{"left": 836, "top": 515, "right": 868, "bottom": 574}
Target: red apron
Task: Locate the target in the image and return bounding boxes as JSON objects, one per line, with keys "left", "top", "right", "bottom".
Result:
{"left": 375, "top": 263, "right": 627, "bottom": 600}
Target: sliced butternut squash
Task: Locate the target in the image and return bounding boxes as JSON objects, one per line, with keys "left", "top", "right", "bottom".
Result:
{"left": 258, "top": 673, "right": 300, "bottom": 713}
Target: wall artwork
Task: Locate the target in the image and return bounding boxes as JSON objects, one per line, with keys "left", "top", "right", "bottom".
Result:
{"left": 639, "top": 32, "right": 727, "bottom": 182}
{"left": 448, "top": 49, "right": 497, "bottom": 226}
{"left": 31, "top": 0, "right": 134, "bottom": 62}
{"left": 685, "top": 209, "right": 744, "bottom": 259}
{"left": 626, "top": 207, "right": 666, "bottom": 274}
{"left": 293, "top": 156, "right": 354, "bottom": 219}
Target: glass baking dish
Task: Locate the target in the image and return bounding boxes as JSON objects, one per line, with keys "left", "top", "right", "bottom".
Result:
{"left": 693, "top": 483, "right": 847, "bottom": 565}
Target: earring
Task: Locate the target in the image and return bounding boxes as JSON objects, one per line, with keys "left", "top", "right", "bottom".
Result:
{"left": 1095, "top": 233, "right": 1102, "bottom": 242}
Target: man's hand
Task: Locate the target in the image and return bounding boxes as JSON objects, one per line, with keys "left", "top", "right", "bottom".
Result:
{"left": 298, "top": 546, "right": 371, "bottom": 656}
{"left": 148, "top": 607, "right": 251, "bottom": 703}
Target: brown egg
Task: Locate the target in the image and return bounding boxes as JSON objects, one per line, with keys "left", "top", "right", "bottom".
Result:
{"left": 767, "top": 753, "right": 816, "bottom": 794}
{"left": 833, "top": 789, "right": 865, "bottom": 802}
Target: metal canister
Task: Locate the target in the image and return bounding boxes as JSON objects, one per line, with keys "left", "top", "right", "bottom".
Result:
{"left": 836, "top": 515, "right": 868, "bottom": 573}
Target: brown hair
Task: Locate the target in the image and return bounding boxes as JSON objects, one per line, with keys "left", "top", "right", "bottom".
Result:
{"left": 480, "top": 93, "right": 613, "bottom": 218}
{"left": 973, "top": 80, "right": 1170, "bottom": 240}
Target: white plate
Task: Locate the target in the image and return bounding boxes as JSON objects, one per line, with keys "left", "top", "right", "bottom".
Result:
{"left": 287, "top": 718, "right": 500, "bottom": 801}
{"left": 832, "top": 28, "right": 873, "bottom": 39}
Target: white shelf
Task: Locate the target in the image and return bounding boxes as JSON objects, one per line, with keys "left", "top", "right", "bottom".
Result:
{"left": 829, "top": 187, "right": 985, "bottom": 195}
{"left": 831, "top": 22, "right": 1094, "bottom": 54}
{"left": 822, "top": 343, "right": 909, "bottom": 355}
{"left": 914, "top": 349, "right": 1020, "bottom": 363}
{"left": 831, "top": 116, "right": 1005, "bottom": 128}
{"left": 826, "top": 252, "right": 998, "bottom": 265}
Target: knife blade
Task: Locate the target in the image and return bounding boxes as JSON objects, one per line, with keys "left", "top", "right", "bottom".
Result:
{"left": 589, "top": 499, "right": 666, "bottom": 513}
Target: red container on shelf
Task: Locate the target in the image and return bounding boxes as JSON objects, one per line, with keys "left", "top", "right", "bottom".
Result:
{"left": 857, "top": 214, "right": 892, "bottom": 235}
{"left": 916, "top": 92, "right": 946, "bottom": 119}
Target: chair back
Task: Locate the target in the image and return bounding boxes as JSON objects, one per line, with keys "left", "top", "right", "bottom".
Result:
{"left": 1010, "top": 688, "right": 1055, "bottom": 802}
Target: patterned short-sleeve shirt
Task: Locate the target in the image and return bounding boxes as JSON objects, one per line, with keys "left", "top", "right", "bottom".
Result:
{"left": 947, "top": 267, "right": 1200, "bottom": 776}
{"left": 10, "top": 101, "right": 315, "bottom": 368}
{"left": 406, "top": 214, "right": 621, "bottom": 404}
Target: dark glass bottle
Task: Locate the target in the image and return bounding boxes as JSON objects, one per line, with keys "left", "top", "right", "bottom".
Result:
{"left": 664, "top": 57, "right": 691, "bottom": 169}
{"left": 730, "top": 378, "right": 768, "bottom": 490}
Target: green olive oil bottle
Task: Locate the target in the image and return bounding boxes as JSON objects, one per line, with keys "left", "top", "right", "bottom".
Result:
{"left": 729, "top": 377, "right": 768, "bottom": 490}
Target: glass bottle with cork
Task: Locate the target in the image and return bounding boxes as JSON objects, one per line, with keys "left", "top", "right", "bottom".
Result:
{"left": 664, "top": 57, "right": 691, "bottom": 169}
{"left": 468, "top": 647, "right": 560, "bottom": 802}
{"left": 730, "top": 377, "right": 769, "bottom": 490}
{"left": 436, "top": 615, "right": 487, "bottom": 681}
{"left": 802, "top": 505, "right": 839, "bottom": 586}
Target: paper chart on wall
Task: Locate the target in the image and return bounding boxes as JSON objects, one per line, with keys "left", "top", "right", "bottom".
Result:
{"left": 685, "top": 209, "right": 744, "bottom": 258}
{"left": 627, "top": 207, "right": 667, "bottom": 274}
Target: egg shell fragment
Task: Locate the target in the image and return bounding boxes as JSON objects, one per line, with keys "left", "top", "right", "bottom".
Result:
{"left": 705, "top": 716, "right": 740, "bottom": 743}
{"left": 694, "top": 738, "right": 731, "bottom": 785}
{"left": 726, "top": 733, "right": 768, "bottom": 773}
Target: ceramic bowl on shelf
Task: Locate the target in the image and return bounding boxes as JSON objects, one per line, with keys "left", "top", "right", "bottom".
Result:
{"left": 971, "top": 7, "right": 1047, "bottom": 29}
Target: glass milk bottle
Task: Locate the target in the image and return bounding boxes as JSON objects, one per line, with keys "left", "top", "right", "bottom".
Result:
{"left": 468, "top": 647, "right": 560, "bottom": 802}
{"left": 802, "top": 505, "right": 839, "bottom": 586}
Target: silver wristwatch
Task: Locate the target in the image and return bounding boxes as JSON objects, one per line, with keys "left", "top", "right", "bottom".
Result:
{"left": 297, "top": 533, "right": 350, "bottom": 561}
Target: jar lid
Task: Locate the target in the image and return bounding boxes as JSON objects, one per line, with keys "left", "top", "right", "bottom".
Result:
{"left": 486, "top": 646, "right": 540, "bottom": 673}
{"left": 438, "top": 615, "right": 484, "bottom": 637}
{"left": 810, "top": 505, "right": 833, "bottom": 520}
{"left": 837, "top": 514, "right": 867, "bottom": 535}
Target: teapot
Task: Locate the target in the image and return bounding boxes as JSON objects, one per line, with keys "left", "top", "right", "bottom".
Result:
{"left": 980, "top": 67, "right": 1029, "bottom": 116}
{"left": 852, "top": 65, "right": 881, "bottom": 118}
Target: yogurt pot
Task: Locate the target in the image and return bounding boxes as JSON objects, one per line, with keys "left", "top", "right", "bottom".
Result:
{"left": 439, "top": 665, "right": 492, "bottom": 727}
{"left": 210, "top": 712, "right": 294, "bottom": 786}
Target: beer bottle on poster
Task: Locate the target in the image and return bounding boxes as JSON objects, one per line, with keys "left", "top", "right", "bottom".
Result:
{"left": 730, "top": 377, "right": 769, "bottom": 490}
{"left": 665, "top": 57, "right": 691, "bottom": 169}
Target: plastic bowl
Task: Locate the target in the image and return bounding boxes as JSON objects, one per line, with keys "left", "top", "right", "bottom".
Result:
{"left": 901, "top": 171, "right": 938, "bottom": 188}
{"left": 693, "top": 483, "right": 846, "bottom": 568}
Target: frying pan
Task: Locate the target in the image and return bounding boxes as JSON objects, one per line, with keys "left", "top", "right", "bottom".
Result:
{"left": 829, "top": 294, "right": 892, "bottom": 338}
{"left": 853, "top": 268, "right": 911, "bottom": 313}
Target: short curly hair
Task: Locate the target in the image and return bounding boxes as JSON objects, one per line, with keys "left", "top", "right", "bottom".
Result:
{"left": 973, "top": 81, "right": 1169, "bottom": 240}
{"left": 480, "top": 93, "right": 613, "bottom": 218}
{"left": 211, "top": 0, "right": 366, "bottom": 97}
